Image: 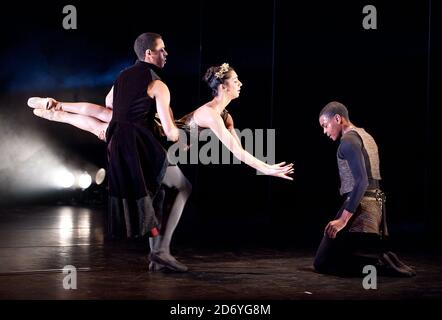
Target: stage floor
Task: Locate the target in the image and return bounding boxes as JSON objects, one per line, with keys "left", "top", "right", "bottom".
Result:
{"left": 0, "top": 206, "right": 441, "bottom": 300}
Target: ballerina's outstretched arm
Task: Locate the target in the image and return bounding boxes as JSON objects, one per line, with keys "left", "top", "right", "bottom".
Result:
{"left": 193, "top": 107, "right": 294, "bottom": 180}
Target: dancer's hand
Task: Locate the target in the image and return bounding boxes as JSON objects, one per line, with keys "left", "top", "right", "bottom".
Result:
{"left": 325, "top": 218, "right": 347, "bottom": 239}
{"left": 263, "top": 162, "right": 294, "bottom": 180}
{"left": 324, "top": 209, "right": 353, "bottom": 238}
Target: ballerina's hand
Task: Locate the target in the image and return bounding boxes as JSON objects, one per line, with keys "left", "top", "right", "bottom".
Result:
{"left": 265, "top": 162, "right": 294, "bottom": 180}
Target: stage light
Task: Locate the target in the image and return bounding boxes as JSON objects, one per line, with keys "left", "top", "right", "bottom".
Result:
{"left": 0, "top": 110, "right": 102, "bottom": 201}
{"left": 95, "top": 168, "right": 106, "bottom": 185}
{"left": 78, "top": 172, "right": 92, "bottom": 189}
{"left": 53, "top": 168, "right": 75, "bottom": 188}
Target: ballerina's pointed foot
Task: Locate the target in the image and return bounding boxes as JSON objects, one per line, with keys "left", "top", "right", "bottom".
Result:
{"left": 27, "top": 97, "right": 58, "bottom": 110}
{"left": 33, "top": 109, "right": 55, "bottom": 121}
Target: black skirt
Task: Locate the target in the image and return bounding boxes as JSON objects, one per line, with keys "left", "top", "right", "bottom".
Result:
{"left": 106, "top": 121, "right": 169, "bottom": 238}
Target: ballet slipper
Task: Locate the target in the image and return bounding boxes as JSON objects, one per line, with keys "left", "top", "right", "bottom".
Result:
{"left": 27, "top": 97, "right": 58, "bottom": 110}
{"left": 33, "top": 109, "right": 44, "bottom": 117}
{"left": 33, "top": 109, "right": 55, "bottom": 121}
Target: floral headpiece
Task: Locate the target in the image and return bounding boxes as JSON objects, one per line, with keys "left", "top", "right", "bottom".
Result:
{"left": 214, "top": 63, "right": 230, "bottom": 79}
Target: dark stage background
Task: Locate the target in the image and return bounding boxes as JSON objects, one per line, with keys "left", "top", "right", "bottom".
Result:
{"left": 0, "top": 1, "right": 440, "bottom": 250}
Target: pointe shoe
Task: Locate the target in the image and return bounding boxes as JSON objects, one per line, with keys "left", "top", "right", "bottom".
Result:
{"left": 27, "top": 97, "right": 58, "bottom": 110}
{"left": 149, "top": 252, "right": 188, "bottom": 273}
{"left": 33, "top": 109, "right": 54, "bottom": 120}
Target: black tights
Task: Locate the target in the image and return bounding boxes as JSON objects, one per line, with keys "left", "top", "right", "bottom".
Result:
{"left": 313, "top": 231, "right": 383, "bottom": 276}
{"left": 313, "top": 203, "right": 384, "bottom": 277}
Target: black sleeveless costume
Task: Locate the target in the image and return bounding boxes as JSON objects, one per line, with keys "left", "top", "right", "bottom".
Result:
{"left": 106, "top": 61, "right": 168, "bottom": 238}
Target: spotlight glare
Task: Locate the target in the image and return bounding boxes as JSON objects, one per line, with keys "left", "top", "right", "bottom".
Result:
{"left": 95, "top": 168, "right": 106, "bottom": 185}
{"left": 54, "top": 169, "right": 75, "bottom": 188}
{"left": 78, "top": 172, "right": 92, "bottom": 189}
